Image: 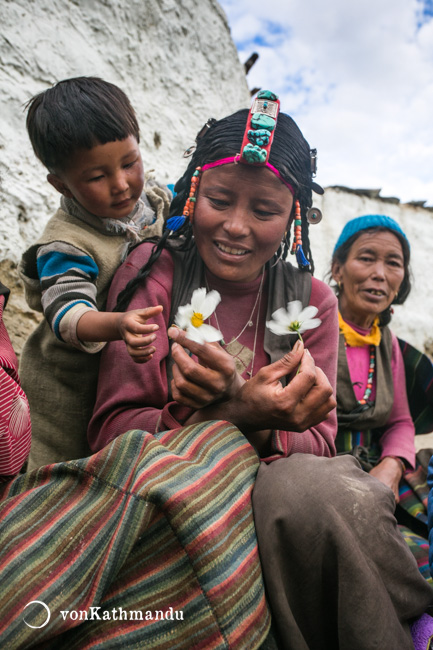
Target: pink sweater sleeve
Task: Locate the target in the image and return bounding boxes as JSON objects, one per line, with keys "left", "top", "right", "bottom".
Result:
{"left": 88, "top": 245, "right": 194, "bottom": 452}
{"left": 0, "top": 295, "right": 32, "bottom": 479}
{"left": 261, "top": 279, "right": 338, "bottom": 462}
{"left": 378, "top": 332, "right": 416, "bottom": 468}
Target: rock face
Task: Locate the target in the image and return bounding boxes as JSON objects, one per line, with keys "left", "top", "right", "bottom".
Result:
{"left": 0, "top": 0, "right": 250, "bottom": 354}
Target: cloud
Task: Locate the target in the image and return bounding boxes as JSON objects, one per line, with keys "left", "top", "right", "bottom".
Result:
{"left": 219, "top": 0, "right": 433, "bottom": 204}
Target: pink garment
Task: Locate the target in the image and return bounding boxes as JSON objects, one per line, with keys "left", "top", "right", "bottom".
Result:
{"left": 89, "top": 243, "right": 338, "bottom": 461}
{"left": 0, "top": 295, "right": 31, "bottom": 478}
{"left": 345, "top": 319, "right": 415, "bottom": 468}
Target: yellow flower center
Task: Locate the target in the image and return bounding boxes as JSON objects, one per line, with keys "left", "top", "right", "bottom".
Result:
{"left": 288, "top": 320, "right": 301, "bottom": 332}
{"left": 191, "top": 312, "right": 204, "bottom": 328}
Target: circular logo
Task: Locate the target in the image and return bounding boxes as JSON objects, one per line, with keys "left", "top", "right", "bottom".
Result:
{"left": 23, "top": 600, "right": 51, "bottom": 629}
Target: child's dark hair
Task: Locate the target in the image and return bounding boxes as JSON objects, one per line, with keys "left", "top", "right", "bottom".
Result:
{"left": 331, "top": 227, "right": 412, "bottom": 326}
{"left": 115, "top": 108, "right": 317, "bottom": 311}
{"left": 26, "top": 76, "right": 140, "bottom": 172}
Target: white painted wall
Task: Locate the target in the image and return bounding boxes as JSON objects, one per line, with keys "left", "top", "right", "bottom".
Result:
{"left": 0, "top": 0, "right": 250, "bottom": 261}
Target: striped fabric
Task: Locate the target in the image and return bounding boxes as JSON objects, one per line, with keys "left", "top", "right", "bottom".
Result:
{"left": 37, "top": 242, "right": 100, "bottom": 341}
{"left": 0, "top": 293, "right": 31, "bottom": 479}
{"left": 398, "top": 525, "right": 432, "bottom": 584}
{"left": 0, "top": 421, "right": 270, "bottom": 648}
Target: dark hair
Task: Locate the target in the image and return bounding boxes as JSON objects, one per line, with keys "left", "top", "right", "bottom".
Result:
{"left": 331, "top": 226, "right": 412, "bottom": 326}
{"left": 115, "top": 108, "right": 316, "bottom": 311}
{"left": 26, "top": 76, "right": 140, "bottom": 172}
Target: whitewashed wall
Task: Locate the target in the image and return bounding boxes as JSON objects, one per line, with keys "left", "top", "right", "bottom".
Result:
{"left": 0, "top": 0, "right": 250, "bottom": 262}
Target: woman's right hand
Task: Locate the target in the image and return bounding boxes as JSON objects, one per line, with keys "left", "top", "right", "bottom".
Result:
{"left": 168, "top": 326, "right": 245, "bottom": 409}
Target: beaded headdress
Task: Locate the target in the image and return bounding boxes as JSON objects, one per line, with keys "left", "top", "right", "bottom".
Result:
{"left": 166, "top": 91, "right": 322, "bottom": 270}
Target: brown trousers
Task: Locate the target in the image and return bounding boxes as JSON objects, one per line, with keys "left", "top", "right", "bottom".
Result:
{"left": 253, "top": 454, "right": 433, "bottom": 650}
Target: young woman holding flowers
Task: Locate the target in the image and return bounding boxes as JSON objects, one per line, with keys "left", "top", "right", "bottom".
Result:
{"left": 86, "top": 96, "right": 433, "bottom": 648}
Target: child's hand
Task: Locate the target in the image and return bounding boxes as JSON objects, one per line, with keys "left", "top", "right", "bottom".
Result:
{"left": 118, "top": 305, "right": 163, "bottom": 363}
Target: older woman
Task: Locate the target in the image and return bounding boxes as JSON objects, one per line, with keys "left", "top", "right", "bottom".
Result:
{"left": 331, "top": 214, "right": 432, "bottom": 578}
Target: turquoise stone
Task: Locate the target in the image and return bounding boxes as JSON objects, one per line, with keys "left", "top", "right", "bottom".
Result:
{"left": 247, "top": 129, "right": 270, "bottom": 147}
{"left": 241, "top": 144, "right": 267, "bottom": 163}
{"left": 251, "top": 113, "right": 276, "bottom": 131}
{"left": 257, "top": 90, "right": 278, "bottom": 101}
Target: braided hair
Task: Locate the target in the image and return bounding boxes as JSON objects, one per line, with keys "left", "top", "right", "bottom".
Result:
{"left": 115, "top": 108, "right": 316, "bottom": 311}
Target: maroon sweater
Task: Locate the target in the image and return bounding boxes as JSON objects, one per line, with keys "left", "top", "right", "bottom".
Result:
{"left": 89, "top": 243, "right": 338, "bottom": 461}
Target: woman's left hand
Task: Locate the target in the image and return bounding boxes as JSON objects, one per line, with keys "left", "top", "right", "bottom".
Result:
{"left": 369, "top": 457, "right": 404, "bottom": 502}
{"left": 168, "top": 327, "right": 245, "bottom": 409}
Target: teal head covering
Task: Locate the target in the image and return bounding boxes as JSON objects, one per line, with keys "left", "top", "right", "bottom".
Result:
{"left": 333, "top": 214, "right": 410, "bottom": 255}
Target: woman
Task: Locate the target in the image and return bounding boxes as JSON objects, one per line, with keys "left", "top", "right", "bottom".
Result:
{"left": 86, "top": 96, "right": 432, "bottom": 648}
{"left": 331, "top": 214, "right": 431, "bottom": 580}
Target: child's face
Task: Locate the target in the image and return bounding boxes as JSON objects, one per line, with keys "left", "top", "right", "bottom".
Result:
{"left": 48, "top": 135, "right": 144, "bottom": 220}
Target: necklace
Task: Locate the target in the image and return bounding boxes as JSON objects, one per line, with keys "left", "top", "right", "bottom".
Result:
{"left": 346, "top": 342, "right": 375, "bottom": 405}
{"left": 206, "top": 269, "right": 264, "bottom": 378}
{"left": 358, "top": 345, "right": 375, "bottom": 405}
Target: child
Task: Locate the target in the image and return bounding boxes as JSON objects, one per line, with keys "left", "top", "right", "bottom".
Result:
{"left": 18, "top": 77, "right": 169, "bottom": 470}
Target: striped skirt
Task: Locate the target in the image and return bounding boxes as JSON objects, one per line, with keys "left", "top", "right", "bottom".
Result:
{"left": 0, "top": 420, "right": 270, "bottom": 649}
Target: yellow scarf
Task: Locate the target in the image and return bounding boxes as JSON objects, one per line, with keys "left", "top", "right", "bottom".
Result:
{"left": 338, "top": 312, "right": 381, "bottom": 347}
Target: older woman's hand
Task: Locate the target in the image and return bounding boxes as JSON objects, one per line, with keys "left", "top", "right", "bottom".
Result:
{"left": 369, "top": 457, "right": 404, "bottom": 502}
{"left": 168, "top": 326, "right": 245, "bottom": 409}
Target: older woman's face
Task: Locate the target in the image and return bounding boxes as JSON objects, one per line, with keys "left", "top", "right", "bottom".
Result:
{"left": 193, "top": 164, "right": 293, "bottom": 283}
{"left": 332, "top": 230, "right": 405, "bottom": 328}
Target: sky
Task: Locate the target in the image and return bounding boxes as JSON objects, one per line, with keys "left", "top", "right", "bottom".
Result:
{"left": 218, "top": 0, "right": 433, "bottom": 206}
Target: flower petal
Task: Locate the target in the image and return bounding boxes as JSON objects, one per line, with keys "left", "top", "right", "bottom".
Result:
{"left": 174, "top": 304, "right": 193, "bottom": 329}
{"left": 185, "top": 323, "right": 222, "bottom": 343}
{"left": 299, "top": 318, "right": 322, "bottom": 333}
{"left": 270, "top": 307, "right": 291, "bottom": 324}
{"left": 298, "top": 305, "right": 319, "bottom": 321}
{"left": 190, "top": 287, "right": 207, "bottom": 311}
{"left": 201, "top": 290, "right": 221, "bottom": 319}
{"left": 266, "top": 319, "right": 298, "bottom": 336}
{"left": 286, "top": 300, "right": 302, "bottom": 321}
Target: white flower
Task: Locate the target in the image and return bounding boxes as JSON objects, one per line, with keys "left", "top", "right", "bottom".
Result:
{"left": 266, "top": 300, "right": 321, "bottom": 338}
{"left": 174, "top": 287, "right": 223, "bottom": 343}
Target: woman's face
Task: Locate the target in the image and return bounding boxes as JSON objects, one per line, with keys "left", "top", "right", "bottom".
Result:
{"left": 193, "top": 163, "right": 294, "bottom": 283}
{"left": 332, "top": 230, "right": 405, "bottom": 328}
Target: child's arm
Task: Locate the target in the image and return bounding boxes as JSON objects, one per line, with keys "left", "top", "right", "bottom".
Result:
{"left": 76, "top": 305, "right": 163, "bottom": 364}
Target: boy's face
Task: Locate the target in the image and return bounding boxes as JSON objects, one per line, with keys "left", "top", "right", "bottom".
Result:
{"left": 48, "top": 135, "right": 144, "bottom": 220}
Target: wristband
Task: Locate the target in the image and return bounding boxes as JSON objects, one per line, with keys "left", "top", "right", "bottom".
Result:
{"left": 385, "top": 455, "right": 406, "bottom": 475}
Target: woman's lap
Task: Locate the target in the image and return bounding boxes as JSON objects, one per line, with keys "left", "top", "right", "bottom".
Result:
{"left": 253, "top": 454, "right": 433, "bottom": 650}
{"left": 0, "top": 421, "right": 270, "bottom": 649}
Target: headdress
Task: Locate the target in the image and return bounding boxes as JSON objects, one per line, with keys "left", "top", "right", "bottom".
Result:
{"left": 166, "top": 91, "right": 323, "bottom": 271}
{"left": 333, "top": 214, "right": 410, "bottom": 255}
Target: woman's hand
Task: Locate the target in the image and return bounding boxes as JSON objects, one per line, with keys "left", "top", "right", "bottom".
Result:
{"left": 369, "top": 457, "right": 404, "bottom": 502}
{"left": 229, "top": 342, "right": 336, "bottom": 434}
{"left": 167, "top": 326, "right": 244, "bottom": 409}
